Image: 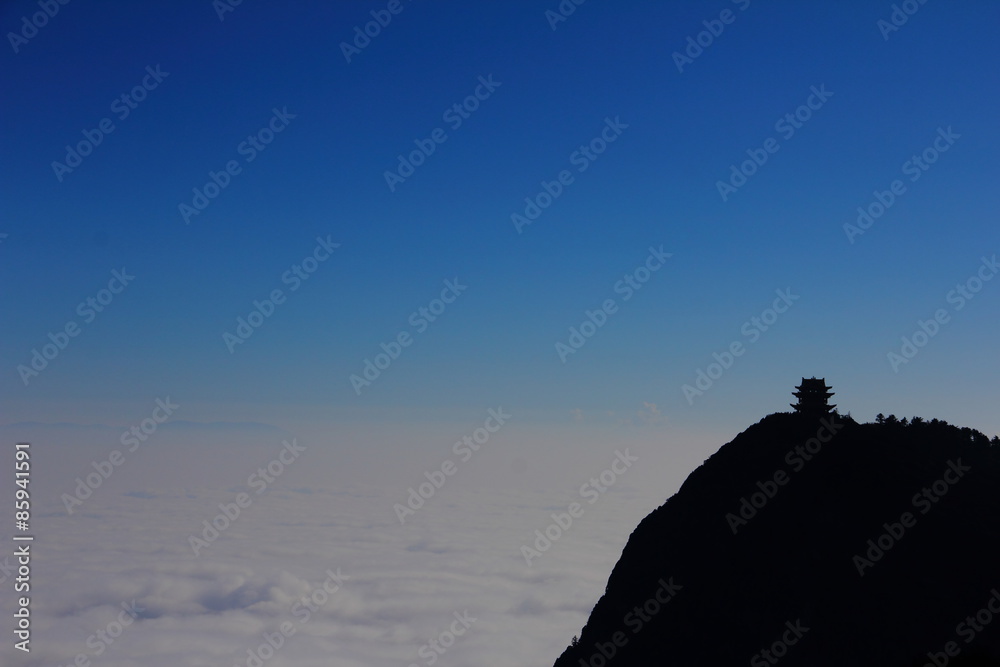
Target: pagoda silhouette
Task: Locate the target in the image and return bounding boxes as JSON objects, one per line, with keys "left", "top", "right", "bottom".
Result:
{"left": 790, "top": 377, "right": 836, "bottom": 416}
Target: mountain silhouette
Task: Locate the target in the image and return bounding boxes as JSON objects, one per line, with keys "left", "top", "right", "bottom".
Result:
{"left": 552, "top": 408, "right": 1000, "bottom": 666}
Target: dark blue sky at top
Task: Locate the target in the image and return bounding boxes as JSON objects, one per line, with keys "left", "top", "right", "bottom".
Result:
{"left": 2, "top": 0, "right": 998, "bottom": 434}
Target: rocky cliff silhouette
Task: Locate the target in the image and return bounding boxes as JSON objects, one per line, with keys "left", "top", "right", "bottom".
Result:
{"left": 552, "top": 411, "right": 1000, "bottom": 666}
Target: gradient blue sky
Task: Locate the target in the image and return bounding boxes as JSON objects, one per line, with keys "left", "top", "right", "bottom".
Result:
{"left": 3, "top": 0, "right": 999, "bottom": 441}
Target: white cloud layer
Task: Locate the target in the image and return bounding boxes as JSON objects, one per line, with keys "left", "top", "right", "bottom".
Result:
{"left": 1, "top": 432, "right": 693, "bottom": 667}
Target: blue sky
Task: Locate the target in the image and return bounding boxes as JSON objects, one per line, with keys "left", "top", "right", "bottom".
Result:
{"left": 3, "top": 0, "right": 999, "bottom": 440}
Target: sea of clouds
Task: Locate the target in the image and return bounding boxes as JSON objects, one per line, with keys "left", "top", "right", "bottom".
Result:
{"left": 0, "top": 417, "right": 714, "bottom": 667}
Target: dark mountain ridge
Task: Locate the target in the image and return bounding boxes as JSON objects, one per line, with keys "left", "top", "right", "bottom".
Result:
{"left": 553, "top": 411, "right": 1000, "bottom": 666}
